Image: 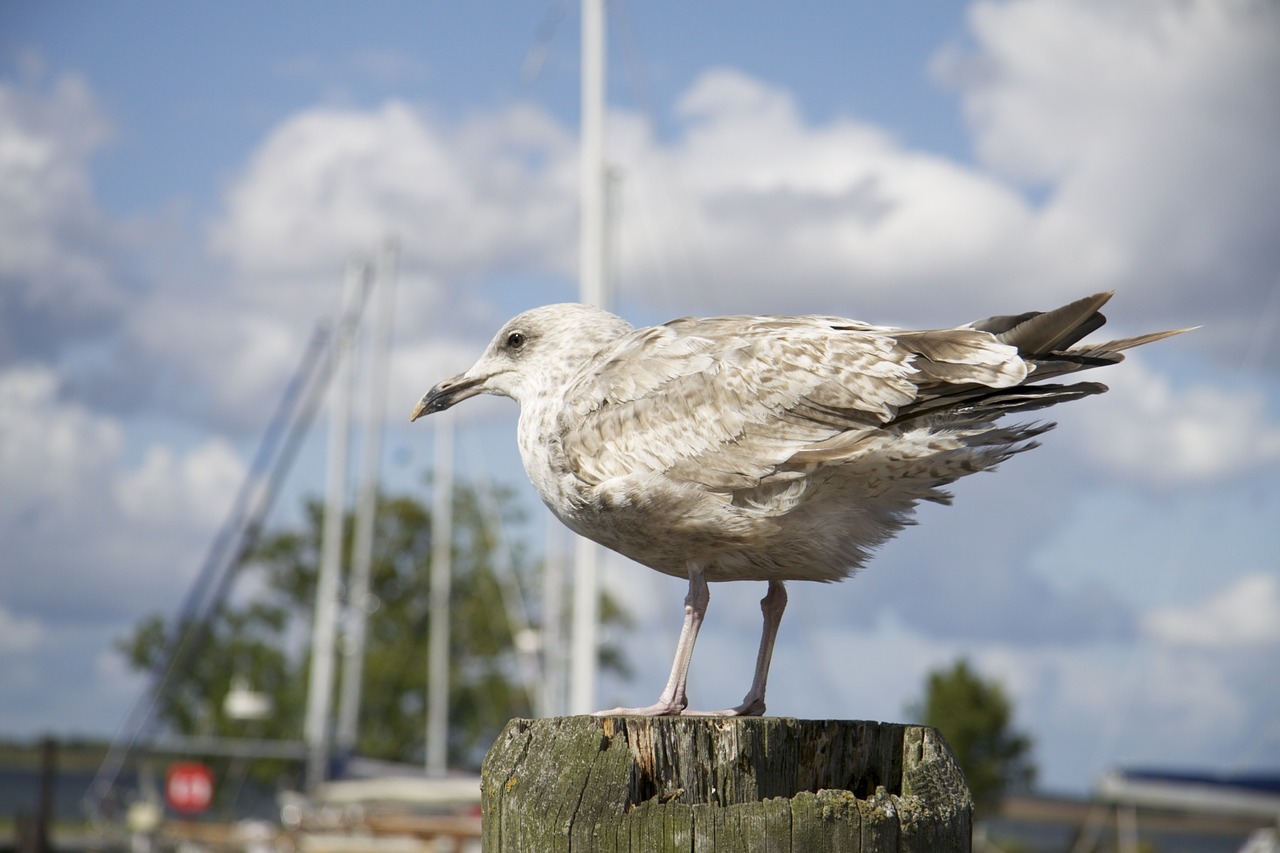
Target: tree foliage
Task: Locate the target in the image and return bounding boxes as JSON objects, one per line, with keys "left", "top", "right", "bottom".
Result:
{"left": 907, "top": 658, "right": 1036, "bottom": 814}
{"left": 118, "top": 484, "right": 632, "bottom": 772}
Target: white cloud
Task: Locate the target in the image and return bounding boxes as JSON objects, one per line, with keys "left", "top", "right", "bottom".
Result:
{"left": 603, "top": 0, "right": 1280, "bottom": 338}
{"left": 953, "top": 0, "right": 1279, "bottom": 185}
{"left": 1070, "top": 355, "right": 1280, "bottom": 487}
{"left": 0, "top": 69, "right": 110, "bottom": 278}
{"left": 610, "top": 69, "right": 1037, "bottom": 318}
{"left": 188, "top": 102, "right": 585, "bottom": 428}
{"left": 0, "top": 365, "right": 123, "bottom": 515}
{"left": 0, "top": 365, "right": 246, "bottom": 622}
{"left": 201, "top": 0, "right": 1279, "bottom": 367}
{"left": 1143, "top": 573, "right": 1280, "bottom": 648}
{"left": 118, "top": 438, "right": 244, "bottom": 527}
{"left": 0, "top": 67, "right": 131, "bottom": 364}
{"left": 942, "top": 0, "right": 1280, "bottom": 338}
{"left": 209, "top": 100, "right": 577, "bottom": 278}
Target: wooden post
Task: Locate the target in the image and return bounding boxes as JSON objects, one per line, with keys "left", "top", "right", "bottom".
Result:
{"left": 482, "top": 717, "right": 972, "bottom": 852}
{"left": 17, "top": 737, "right": 56, "bottom": 853}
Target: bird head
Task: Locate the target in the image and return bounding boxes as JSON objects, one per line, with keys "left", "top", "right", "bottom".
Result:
{"left": 411, "top": 303, "right": 633, "bottom": 420}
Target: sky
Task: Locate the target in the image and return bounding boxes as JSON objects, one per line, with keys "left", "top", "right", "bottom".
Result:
{"left": 1, "top": 0, "right": 1278, "bottom": 795}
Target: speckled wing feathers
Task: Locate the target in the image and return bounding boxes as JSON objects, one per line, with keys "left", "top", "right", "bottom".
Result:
{"left": 557, "top": 315, "right": 1029, "bottom": 493}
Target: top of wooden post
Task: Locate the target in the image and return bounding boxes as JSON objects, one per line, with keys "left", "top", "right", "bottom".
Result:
{"left": 482, "top": 716, "right": 973, "bottom": 852}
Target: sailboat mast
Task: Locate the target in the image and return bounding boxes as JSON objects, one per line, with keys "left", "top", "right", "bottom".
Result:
{"left": 305, "top": 262, "right": 363, "bottom": 789}
{"left": 570, "top": 0, "right": 608, "bottom": 716}
{"left": 336, "top": 241, "right": 399, "bottom": 755}
{"left": 426, "top": 411, "right": 455, "bottom": 776}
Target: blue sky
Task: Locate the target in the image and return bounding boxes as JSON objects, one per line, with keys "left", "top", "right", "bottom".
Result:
{"left": 8, "top": 3, "right": 970, "bottom": 216}
{"left": 2, "top": 0, "right": 1278, "bottom": 795}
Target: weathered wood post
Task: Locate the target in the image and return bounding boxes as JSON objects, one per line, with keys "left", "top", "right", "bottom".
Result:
{"left": 482, "top": 717, "right": 972, "bottom": 852}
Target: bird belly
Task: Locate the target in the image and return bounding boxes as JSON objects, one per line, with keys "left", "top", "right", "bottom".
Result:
{"left": 546, "top": 470, "right": 912, "bottom": 585}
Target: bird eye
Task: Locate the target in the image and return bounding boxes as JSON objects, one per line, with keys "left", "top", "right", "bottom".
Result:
{"left": 506, "top": 331, "right": 526, "bottom": 350}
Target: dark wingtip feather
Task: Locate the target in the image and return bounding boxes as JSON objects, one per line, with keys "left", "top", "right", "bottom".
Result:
{"left": 992, "top": 291, "right": 1115, "bottom": 355}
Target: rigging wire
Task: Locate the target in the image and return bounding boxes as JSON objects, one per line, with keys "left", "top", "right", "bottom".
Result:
{"left": 85, "top": 270, "right": 375, "bottom": 821}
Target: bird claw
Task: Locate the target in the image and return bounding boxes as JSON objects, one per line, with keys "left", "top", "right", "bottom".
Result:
{"left": 592, "top": 700, "right": 687, "bottom": 717}
{"left": 681, "top": 697, "right": 766, "bottom": 718}
{"left": 595, "top": 691, "right": 767, "bottom": 719}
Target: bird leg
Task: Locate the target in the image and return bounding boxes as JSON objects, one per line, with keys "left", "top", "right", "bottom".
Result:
{"left": 683, "top": 580, "right": 787, "bottom": 717}
{"left": 594, "top": 565, "right": 708, "bottom": 716}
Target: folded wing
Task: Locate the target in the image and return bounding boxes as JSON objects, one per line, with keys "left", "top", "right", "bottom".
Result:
{"left": 557, "top": 312, "right": 1034, "bottom": 492}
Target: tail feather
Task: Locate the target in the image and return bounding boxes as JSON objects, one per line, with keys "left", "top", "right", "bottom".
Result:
{"left": 907, "top": 292, "right": 1193, "bottom": 421}
{"left": 968, "top": 291, "right": 1114, "bottom": 355}
{"left": 968, "top": 292, "right": 1193, "bottom": 384}
{"left": 1068, "top": 327, "right": 1199, "bottom": 360}
{"left": 1025, "top": 326, "right": 1196, "bottom": 383}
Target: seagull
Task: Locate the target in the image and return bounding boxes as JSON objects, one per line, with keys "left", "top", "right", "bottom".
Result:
{"left": 412, "top": 292, "right": 1185, "bottom": 716}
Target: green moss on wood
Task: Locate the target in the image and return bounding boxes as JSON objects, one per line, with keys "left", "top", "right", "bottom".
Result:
{"left": 482, "top": 716, "right": 972, "bottom": 852}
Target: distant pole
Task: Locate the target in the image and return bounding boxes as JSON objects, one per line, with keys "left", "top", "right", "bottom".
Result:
{"left": 541, "top": 517, "right": 566, "bottom": 716}
{"left": 570, "top": 0, "right": 608, "bottom": 717}
{"left": 337, "top": 241, "right": 399, "bottom": 755}
{"left": 426, "top": 411, "right": 455, "bottom": 776}
{"left": 579, "top": 0, "right": 606, "bottom": 309}
{"left": 304, "top": 262, "right": 361, "bottom": 789}
{"left": 35, "top": 737, "right": 54, "bottom": 853}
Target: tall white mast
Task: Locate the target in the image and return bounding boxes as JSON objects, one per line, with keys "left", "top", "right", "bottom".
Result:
{"left": 570, "top": 0, "right": 608, "bottom": 715}
{"left": 305, "top": 262, "right": 361, "bottom": 789}
{"left": 336, "top": 242, "right": 399, "bottom": 755}
{"left": 425, "top": 411, "right": 455, "bottom": 776}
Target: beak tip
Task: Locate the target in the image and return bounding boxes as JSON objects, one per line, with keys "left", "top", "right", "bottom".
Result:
{"left": 411, "top": 373, "right": 482, "bottom": 422}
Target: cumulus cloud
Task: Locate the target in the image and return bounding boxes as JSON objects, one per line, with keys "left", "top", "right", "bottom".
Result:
{"left": 941, "top": 0, "right": 1280, "bottom": 341}
{"left": 205, "top": 0, "right": 1280, "bottom": 356}
{"left": 952, "top": 0, "right": 1280, "bottom": 185}
{"left": 605, "top": 0, "right": 1280, "bottom": 341}
{"left": 196, "top": 97, "right": 587, "bottom": 428}
{"left": 0, "top": 67, "right": 132, "bottom": 365}
{"left": 1143, "top": 573, "right": 1280, "bottom": 648}
{"left": 0, "top": 366, "right": 245, "bottom": 623}
{"left": 209, "top": 100, "right": 578, "bottom": 278}
{"left": 118, "top": 438, "right": 245, "bottom": 527}
{"left": 199, "top": 0, "right": 1280, "bottom": 371}
{"left": 121, "top": 296, "right": 333, "bottom": 431}
{"left": 1, "top": 365, "right": 123, "bottom": 523}
{"left": 1069, "top": 354, "right": 1280, "bottom": 487}
{"left": 609, "top": 69, "right": 1035, "bottom": 318}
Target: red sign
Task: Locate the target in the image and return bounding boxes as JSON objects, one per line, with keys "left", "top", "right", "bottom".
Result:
{"left": 166, "top": 762, "right": 214, "bottom": 814}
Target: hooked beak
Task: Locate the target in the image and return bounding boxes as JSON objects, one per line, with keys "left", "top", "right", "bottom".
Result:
{"left": 410, "top": 372, "right": 485, "bottom": 421}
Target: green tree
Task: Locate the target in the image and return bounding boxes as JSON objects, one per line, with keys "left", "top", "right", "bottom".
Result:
{"left": 119, "top": 604, "right": 297, "bottom": 741}
{"left": 119, "top": 484, "right": 632, "bottom": 772}
{"left": 907, "top": 658, "right": 1036, "bottom": 815}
